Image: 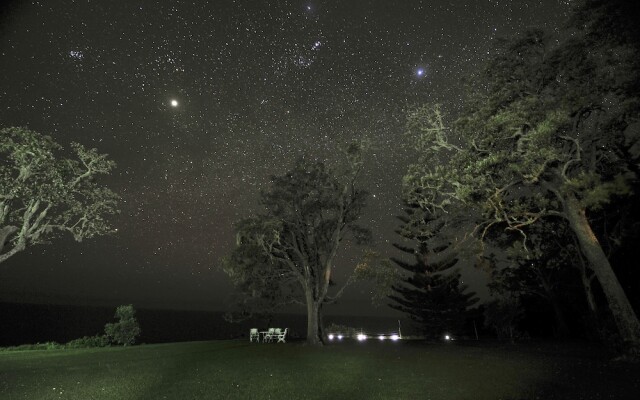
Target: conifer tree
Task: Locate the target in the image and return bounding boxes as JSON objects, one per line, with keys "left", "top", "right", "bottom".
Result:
{"left": 389, "top": 203, "right": 478, "bottom": 338}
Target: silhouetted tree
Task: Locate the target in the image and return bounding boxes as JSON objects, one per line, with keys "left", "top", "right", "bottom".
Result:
{"left": 389, "top": 203, "right": 478, "bottom": 338}
{"left": 222, "top": 144, "right": 371, "bottom": 345}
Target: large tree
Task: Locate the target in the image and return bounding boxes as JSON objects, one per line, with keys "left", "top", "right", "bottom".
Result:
{"left": 0, "top": 127, "right": 119, "bottom": 264}
{"left": 404, "top": 1, "right": 640, "bottom": 351}
{"left": 222, "top": 145, "right": 370, "bottom": 345}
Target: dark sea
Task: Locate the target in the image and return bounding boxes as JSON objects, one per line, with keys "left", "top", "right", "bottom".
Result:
{"left": 0, "top": 302, "right": 408, "bottom": 346}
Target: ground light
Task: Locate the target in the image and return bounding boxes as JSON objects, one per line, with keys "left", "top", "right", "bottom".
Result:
{"left": 327, "top": 332, "right": 399, "bottom": 341}
{"left": 445, "top": 334, "right": 451, "bottom": 341}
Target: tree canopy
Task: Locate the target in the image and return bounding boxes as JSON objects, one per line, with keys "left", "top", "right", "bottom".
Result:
{"left": 222, "top": 145, "right": 370, "bottom": 344}
{"left": 403, "top": 0, "right": 640, "bottom": 352}
{"left": 0, "top": 127, "right": 119, "bottom": 264}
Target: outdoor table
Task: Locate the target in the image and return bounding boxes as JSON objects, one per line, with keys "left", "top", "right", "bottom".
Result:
{"left": 259, "top": 331, "right": 269, "bottom": 342}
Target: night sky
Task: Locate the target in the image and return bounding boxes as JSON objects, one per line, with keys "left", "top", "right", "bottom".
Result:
{"left": 0, "top": 0, "right": 571, "bottom": 315}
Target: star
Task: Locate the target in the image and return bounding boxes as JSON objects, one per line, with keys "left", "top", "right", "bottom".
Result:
{"left": 170, "top": 99, "right": 179, "bottom": 107}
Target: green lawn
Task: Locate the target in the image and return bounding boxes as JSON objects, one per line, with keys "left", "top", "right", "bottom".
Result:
{"left": 0, "top": 340, "right": 637, "bottom": 399}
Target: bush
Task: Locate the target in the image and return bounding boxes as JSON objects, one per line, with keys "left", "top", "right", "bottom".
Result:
{"left": 0, "top": 342, "right": 63, "bottom": 352}
{"left": 104, "top": 304, "right": 141, "bottom": 346}
{"left": 66, "top": 335, "right": 110, "bottom": 349}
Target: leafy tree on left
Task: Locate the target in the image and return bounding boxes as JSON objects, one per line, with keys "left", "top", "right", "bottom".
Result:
{"left": 0, "top": 127, "right": 119, "bottom": 264}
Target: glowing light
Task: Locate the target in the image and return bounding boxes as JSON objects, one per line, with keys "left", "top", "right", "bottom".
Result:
{"left": 416, "top": 68, "right": 425, "bottom": 77}
{"left": 328, "top": 334, "right": 334, "bottom": 340}
{"left": 390, "top": 334, "right": 400, "bottom": 341}
{"left": 337, "top": 335, "right": 343, "bottom": 340}
{"left": 170, "top": 99, "right": 179, "bottom": 107}
{"left": 378, "top": 335, "right": 385, "bottom": 341}
{"left": 357, "top": 334, "right": 367, "bottom": 341}
{"left": 445, "top": 335, "right": 451, "bottom": 341}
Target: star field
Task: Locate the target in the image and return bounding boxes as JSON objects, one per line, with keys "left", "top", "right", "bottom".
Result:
{"left": 0, "top": 0, "right": 571, "bottom": 313}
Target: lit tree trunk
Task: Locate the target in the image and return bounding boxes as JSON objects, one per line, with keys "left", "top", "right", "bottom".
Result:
{"left": 318, "top": 303, "right": 326, "bottom": 342}
{"left": 575, "top": 248, "right": 598, "bottom": 315}
{"left": 305, "top": 290, "right": 321, "bottom": 345}
{"left": 565, "top": 195, "right": 640, "bottom": 351}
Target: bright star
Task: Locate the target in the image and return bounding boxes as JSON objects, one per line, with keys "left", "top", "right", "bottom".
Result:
{"left": 170, "top": 99, "right": 178, "bottom": 107}
{"left": 416, "top": 68, "right": 425, "bottom": 77}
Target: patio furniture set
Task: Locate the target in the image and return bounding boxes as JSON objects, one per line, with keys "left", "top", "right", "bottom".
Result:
{"left": 249, "top": 327, "right": 288, "bottom": 343}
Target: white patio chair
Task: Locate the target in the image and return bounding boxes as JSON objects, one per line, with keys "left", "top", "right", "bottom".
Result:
{"left": 249, "top": 328, "right": 260, "bottom": 343}
{"left": 264, "top": 328, "right": 276, "bottom": 342}
{"left": 276, "top": 328, "right": 288, "bottom": 343}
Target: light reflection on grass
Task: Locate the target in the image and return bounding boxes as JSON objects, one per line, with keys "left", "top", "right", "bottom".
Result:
{"left": 0, "top": 340, "right": 636, "bottom": 399}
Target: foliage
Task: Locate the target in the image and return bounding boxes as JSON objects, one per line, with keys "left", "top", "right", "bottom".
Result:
{"left": 403, "top": 0, "right": 640, "bottom": 350}
{"left": 404, "top": 19, "right": 638, "bottom": 244}
{"left": 0, "top": 336, "right": 111, "bottom": 352}
{"left": 66, "top": 335, "right": 110, "bottom": 349}
{"left": 222, "top": 144, "right": 370, "bottom": 344}
{"left": 0, "top": 341, "right": 63, "bottom": 352}
{"left": 484, "top": 297, "right": 525, "bottom": 342}
{"left": 351, "top": 249, "right": 401, "bottom": 306}
{"left": 104, "top": 305, "right": 141, "bottom": 346}
{"left": 0, "top": 127, "right": 119, "bottom": 264}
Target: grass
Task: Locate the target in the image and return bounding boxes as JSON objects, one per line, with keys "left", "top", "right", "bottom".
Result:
{"left": 0, "top": 340, "right": 638, "bottom": 399}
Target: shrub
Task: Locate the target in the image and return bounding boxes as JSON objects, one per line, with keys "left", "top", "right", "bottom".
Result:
{"left": 104, "top": 304, "right": 141, "bottom": 346}
{"left": 66, "top": 335, "right": 110, "bottom": 349}
{"left": 0, "top": 342, "right": 63, "bottom": 351}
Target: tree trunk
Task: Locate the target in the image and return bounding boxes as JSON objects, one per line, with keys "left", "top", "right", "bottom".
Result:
{"left": 565, "top": 195, "right": 640, "bottom": 352}
{"left": 578, "top": 262, "right": 598, "bottom": 315}
{"left": 318, "top": 303, "right": 326, "bottom": 343}
{"left": 305, "top": 291, "right": 322, "bottom": 345}
{"left": 573, "top": 236, "right": 599, "bottom": 315}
